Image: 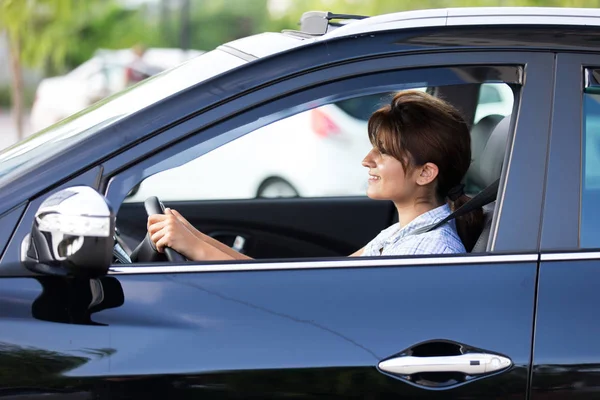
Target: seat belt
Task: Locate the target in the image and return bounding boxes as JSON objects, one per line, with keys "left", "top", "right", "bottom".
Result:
{"left": 409, "top": 178, "right": 500, "bottom": 236}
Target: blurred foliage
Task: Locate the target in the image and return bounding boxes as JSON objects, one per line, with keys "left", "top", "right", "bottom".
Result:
{"left": 185, "top": 0, "right": 273, "bottom": 51}
{"left": 61, "top": 3, "right": 158, "bottom": 72}
{"left": 0, "top": 86, "right": 10, "bottom": 108}
{"left": 0, "top": 85, "right": 35, "bottom": 108}
{"left": 0, "top": 0, "right": 116, "bottom": 73}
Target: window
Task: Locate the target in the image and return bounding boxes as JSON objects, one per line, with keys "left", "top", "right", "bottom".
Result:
{"left": 108, "top": 65, "right": 521, "bottom": 261}
{"left": 125, "top": 91, "right": 396, "bottom": 202}
{"left": 125, "top": 84, "right": 514, "bottom": 203}
{"left": 334, "top": 87, "right": 426, "bottom": 121}
{"left": 581, "top": 92, "right": 600, "bottom": 247}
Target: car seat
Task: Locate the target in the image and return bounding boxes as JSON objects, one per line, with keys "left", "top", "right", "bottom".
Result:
{"left": 467, "top": 114, "right": 512, "bottom": 253}
{"left": 466, "top": 114, "right": 505, "bottom": 193}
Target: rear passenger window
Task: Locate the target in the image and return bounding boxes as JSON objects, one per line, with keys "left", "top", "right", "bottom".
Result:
{"left": 581, "top": 92, "right": 600, "bottom": 247}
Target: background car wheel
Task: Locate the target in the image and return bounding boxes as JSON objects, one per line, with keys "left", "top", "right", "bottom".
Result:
{"left": 257, "top": 178, "right": 299, "bottom": 198}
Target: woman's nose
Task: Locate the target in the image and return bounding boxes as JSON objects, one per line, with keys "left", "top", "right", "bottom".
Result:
{"left": 362, "top": 148, "right": 377, "bottom": 168}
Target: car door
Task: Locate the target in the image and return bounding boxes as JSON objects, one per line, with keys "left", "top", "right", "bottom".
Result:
{"left": 533, "top": 53, "right": 600, "bottom": 398}
{"left": 96, "top": 52, "right": 551, "bottom": 398}
{"left": 0, "top": 50, "right": 552, "bottom": 399}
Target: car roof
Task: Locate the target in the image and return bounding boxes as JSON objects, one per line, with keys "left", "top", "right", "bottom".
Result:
{"left": 218, "top": 32, "right": 310, "bottom": 60}
{"left": 223, "top": 7, "right": 600, "bottom": 59}
{"left": 322, "top": 7, "right": 600, "bottom": 39}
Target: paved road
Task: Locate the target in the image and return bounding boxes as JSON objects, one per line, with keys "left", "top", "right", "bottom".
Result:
{"left": 0, "top": 110, "right": 32, "bottom": 151}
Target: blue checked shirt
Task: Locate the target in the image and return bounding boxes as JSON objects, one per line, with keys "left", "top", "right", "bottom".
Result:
{"left": 361, "top": 204, "right": 466, "bottom": 256}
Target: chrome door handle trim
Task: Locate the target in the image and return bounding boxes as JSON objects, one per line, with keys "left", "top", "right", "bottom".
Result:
{"left": 378, "top": 353, "right": 512, "bottom": 375}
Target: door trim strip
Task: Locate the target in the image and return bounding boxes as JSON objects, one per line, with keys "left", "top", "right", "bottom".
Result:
{"left": 541, "top": 252, "right": 600, "bottom": 261}
{"left": 109, "top": 253, "right": 539, "bottom": 275}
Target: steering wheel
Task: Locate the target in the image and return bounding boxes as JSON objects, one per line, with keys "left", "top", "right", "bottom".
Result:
{"left": 129, "top": 196, "right": 187, "bottom": 263}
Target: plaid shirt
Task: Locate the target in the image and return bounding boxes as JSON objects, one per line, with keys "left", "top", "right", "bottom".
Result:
{"left": 361, "top": 204, "right": 466, "bottom": 256}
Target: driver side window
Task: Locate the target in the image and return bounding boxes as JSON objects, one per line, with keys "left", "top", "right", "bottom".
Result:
{"left": 126, "top": 91, "right": 397, "bottom": 202}
{"left": 114, "top": 81, "right": 515, "bottom": 261}
{"left": 125, "top": 83, "right": 512, "bottom": 203}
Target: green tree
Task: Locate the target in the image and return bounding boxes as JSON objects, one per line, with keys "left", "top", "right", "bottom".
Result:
{"left": 61, "top": 3, "right": 166, "bottom": 70}
{"left": 0, "top": 0, "right": 117, "bottom": 139}
{"left": 175, "top": 0, "right": 273, "bottom": 51}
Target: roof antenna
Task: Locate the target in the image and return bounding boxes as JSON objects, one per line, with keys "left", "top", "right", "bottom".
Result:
{"left": 298, "top": 11, "right": 369, "bottom": 36}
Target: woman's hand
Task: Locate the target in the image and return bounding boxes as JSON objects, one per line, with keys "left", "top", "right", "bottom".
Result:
{"left": 168, "top": 208, "right": 201, "bottom": 238}
{"left": 148, "top": 208, "right": 250, "bottom": 261}
{"left": 147, "top": 209, "right": 204, "bottom": 260}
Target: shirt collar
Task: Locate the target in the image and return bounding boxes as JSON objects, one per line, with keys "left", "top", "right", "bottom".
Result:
{"left": 384, "top": 203, "right": 452, "bottom": 245}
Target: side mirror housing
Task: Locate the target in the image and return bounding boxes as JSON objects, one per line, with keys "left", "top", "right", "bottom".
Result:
{"left": 21, "top": 186, "right": 115, "bottom": 277}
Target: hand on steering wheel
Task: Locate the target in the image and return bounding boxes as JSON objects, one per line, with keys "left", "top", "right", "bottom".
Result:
{"left": 144, "top": 196, "right": 187, "bottom": 263}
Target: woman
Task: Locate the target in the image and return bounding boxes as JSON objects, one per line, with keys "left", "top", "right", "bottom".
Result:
{"left": 147, "top": 90, "right": 484, "bottom": 260}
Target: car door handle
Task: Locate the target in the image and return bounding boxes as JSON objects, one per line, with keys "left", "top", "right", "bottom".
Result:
{"left": 379, "top": 353, "right": 512, "bottom": 376}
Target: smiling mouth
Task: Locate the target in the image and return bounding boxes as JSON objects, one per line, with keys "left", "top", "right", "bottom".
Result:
{"left": 368, "top": 175, "right": 381, "bottom": 181}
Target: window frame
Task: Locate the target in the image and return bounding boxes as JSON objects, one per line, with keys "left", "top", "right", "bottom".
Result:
{"left": 98, "top": 51, "right": 552, "bottom": 269}
{"left": 540, "top": 55, "right": 600, "bottom": 253}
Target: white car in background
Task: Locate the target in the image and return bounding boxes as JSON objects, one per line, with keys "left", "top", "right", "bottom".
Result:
{"left": 30, "top": 48, "right": 204, "bottom": 133}
{"left": 128, "top": 98, "right": 378, "bottom": 202}
{"left": 127, "top": 83, "right": 514, "bottom": 202}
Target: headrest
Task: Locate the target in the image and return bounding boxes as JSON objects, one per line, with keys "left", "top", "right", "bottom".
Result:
{"left": 467, "top": 114, "right": 511, "bottom": 190}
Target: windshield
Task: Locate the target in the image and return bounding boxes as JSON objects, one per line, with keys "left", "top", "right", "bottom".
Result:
{"left": 0, "top": 49, "right": 245, "bottom": 185}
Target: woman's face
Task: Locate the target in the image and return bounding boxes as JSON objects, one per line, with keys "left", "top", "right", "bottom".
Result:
{"left": 361, "top": 147, "right": 420, "bottom": 202}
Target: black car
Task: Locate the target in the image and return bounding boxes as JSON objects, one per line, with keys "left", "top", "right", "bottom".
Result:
{"left": 1, "top": 7, "right": 599, "bottom": 399}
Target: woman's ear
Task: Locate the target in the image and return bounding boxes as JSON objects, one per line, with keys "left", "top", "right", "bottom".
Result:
{"left": 416, "top": 162, "right": 439, "bottom": 186}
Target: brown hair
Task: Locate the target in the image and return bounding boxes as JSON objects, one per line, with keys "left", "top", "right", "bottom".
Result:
{"left": 367, "top": 90, "right": 484, "bottom": 252}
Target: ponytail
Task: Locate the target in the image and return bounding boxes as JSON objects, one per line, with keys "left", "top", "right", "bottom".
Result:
{"left": 449, "top": 194, "right": 484, "bottom": 252}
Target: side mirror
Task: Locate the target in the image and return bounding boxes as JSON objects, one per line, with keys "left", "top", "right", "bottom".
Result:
{"left": 21, "top": 186, "right": 115, "bottom": 277}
